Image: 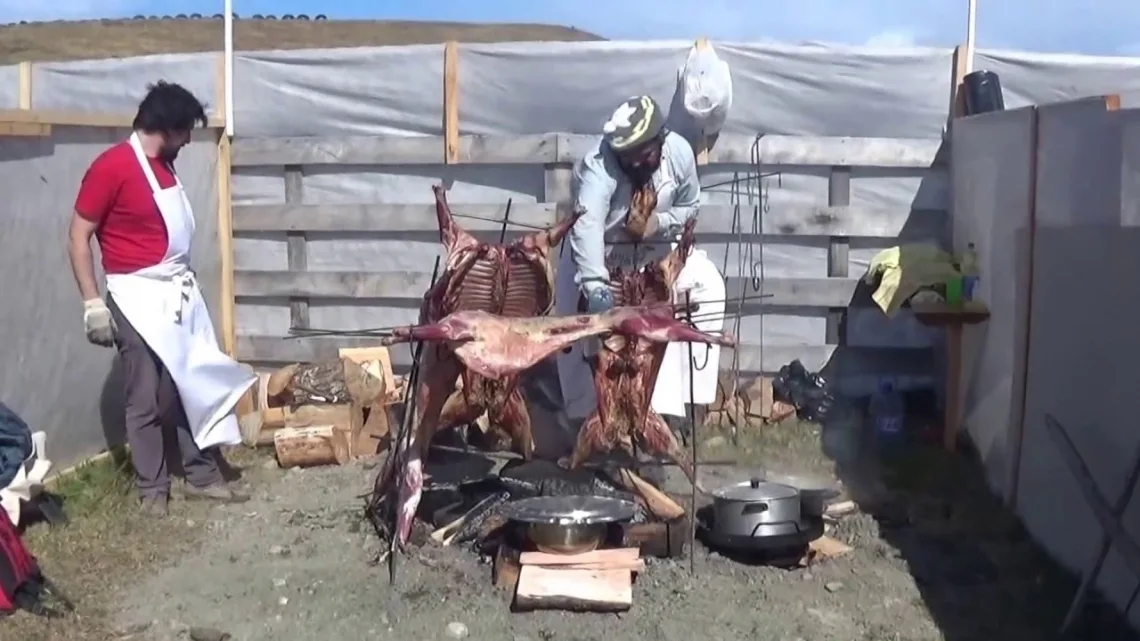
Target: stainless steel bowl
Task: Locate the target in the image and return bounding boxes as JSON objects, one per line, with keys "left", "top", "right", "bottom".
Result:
{"left": 525, "top": 522, "right": 607, "bottom": 555}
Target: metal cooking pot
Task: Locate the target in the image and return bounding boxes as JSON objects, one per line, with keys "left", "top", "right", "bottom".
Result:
{"left": 501, "top": 495, "right": 636, "bottom": 555}
{"left": 764, "top": 472, "right": 841, "bottom": 518}
{"left": 526, "top": 522, "right": 607, "bottom": 555}
{"left": 710, "top": 478, "right": 802, "bottom": 537}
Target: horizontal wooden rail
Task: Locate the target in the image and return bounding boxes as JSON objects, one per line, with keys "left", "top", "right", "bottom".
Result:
{"left": 0, "top": 107, "right": 225, "bottom": 130}
{"left": 234, "top": 334, "right": 934, "bottom": 377}
{"left": 230, "top": 133, "right": 945, "bottom": 169}
{"left": 232, "top": 270, "right": 867, "bottom": 309}
{"left": 231, "top": 202, "right": 947, "bottom": 240}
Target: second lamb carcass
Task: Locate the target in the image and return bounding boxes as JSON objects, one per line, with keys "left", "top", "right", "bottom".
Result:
{"left": 382, "top": 307, "right": 735, "bottom": 544}
{"left": 418, "top": 184, "right": 581, "bottom": 458}
{"left": 566, "top": 218, "right": 705, "bottom": 485}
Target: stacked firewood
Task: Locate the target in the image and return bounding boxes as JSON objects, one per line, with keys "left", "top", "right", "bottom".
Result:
{"left": 238, "top": 347, "right": 405, "bottom": 468}
{"left": 703, "top": 372, "right": 797, "bottom": 430}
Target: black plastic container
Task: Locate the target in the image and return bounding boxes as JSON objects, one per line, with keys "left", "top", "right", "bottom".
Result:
{"left": 962, "top": 70, "right": 1006, "bottom": 115}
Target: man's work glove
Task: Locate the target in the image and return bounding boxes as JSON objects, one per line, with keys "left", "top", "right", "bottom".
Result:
{"left": 584, "top": 286, "right": 614, "bottom": 314}
{"left": 83, "top": 298, "right": 116, "bottom": 348}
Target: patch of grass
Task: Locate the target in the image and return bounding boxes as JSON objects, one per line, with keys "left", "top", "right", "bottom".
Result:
{"left": 698, "top": 416, "right": 833, "bottom": 476}
{"left": 5, "top": 446, "right": 267, "bottom": 641}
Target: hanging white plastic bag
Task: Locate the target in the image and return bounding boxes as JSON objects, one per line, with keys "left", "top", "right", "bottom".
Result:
{"left": 678, "top": 41, "right": 733, "bottom": 136}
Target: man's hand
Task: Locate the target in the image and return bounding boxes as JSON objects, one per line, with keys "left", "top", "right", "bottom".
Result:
{"left": 83, "top": 298, "right": 116, "bottom": 348}
{"left": 625, "top": 185, "right": 659, "bottom": 239}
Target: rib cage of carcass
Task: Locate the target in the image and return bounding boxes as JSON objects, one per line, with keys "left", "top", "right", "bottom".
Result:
{"left": 419, "top": 184, "right": 581, "bottom": 457}
{"left": 567, "top": 218, "right": 707, "bottom": 490}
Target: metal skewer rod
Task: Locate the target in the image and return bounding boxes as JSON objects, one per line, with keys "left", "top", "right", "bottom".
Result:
{"left": 387, "top": 255, "right": 442, "bottom": 585}
{"left": 685, "top": 291, "right": 699, "bottom": 576}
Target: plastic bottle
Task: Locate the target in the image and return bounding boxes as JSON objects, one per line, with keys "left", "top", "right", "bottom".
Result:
{"left": 869, "top": 379, "right": 905, "bottom": 445}
{"left": 959, "top": 242, "right": 980, "bottom": 301}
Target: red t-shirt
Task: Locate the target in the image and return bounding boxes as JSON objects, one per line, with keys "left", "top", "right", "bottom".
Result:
{"left": 74, "top": 142, "right": 177, "bottom": 275}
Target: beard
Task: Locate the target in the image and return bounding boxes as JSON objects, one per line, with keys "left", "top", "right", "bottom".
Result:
{"left": 622, "top": 159, "right": 657, "bottom": 187}
{"left": 159, "top": 145, "right": 181, "bottom": 164}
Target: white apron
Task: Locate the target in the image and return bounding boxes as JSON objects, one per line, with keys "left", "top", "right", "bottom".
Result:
{"left": 105, "top": 133, "right": 256, "bottom": 450}
{"left": 555, "top": 168, "right": 725, "bottom": 419}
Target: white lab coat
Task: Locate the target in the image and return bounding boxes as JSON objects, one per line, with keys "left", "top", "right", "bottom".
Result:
{"left": 104, "top": 133, "right": 256, "bottom": 450}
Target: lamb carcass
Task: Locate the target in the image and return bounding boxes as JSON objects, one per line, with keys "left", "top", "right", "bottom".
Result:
{"left": 419, "top": 184, "right": 581, "bottom": 457}
{"left": 382, "top": 306, "right": 735, "bottom": 544}
{"left": 569, "top": 217, "right": 704, "bottom": 486}
{"left": 374, "top": 186, "right": 580, "bottom": 549}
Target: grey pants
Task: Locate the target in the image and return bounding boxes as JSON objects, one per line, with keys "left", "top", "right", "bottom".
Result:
{"left": 519, "top": 356, "right": 581, "bottom": 460}
{"left": 109, "top": 296, "right": 222, "bottom": 498}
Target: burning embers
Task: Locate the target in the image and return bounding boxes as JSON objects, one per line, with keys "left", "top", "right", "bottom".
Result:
{"left": 368, "top": 185, "right": 734, "bottom": 552}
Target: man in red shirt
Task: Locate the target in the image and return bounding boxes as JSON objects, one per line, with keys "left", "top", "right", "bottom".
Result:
{"left": 67, "top": 81, "right": 255, "bottom": 516}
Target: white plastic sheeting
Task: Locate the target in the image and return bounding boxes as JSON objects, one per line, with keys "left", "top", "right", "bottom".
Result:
{"left": 976, "top": 49, "right": 1140, "bottom": 108}
{"left": 6, "top": 41, "right": 1140, "bottom": 469}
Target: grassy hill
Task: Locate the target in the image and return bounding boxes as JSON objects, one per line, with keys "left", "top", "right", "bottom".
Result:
{"left": 0, "top": 19, "right": 604, "bottom": 64}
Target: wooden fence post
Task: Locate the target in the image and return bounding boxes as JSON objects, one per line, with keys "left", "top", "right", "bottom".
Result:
{"left": 284, "top": 168, "right": 309, "bottom": 331}
{"left": 443, "top": 41, "right": 460, "bottom": 164}
{"left": 825, "top": 168, "right": 851, "bottom": 348}
{"left": 1, "top": 61, "right": 49, "bottom": 136}
{"left": 18, "top": 61, "right": 32, "bottom": 110}
{"left": 949, "top": 45, "right": 968, "bottom": 121}
{"left": 215, "top": 52, "right": 237, "bottom": 357}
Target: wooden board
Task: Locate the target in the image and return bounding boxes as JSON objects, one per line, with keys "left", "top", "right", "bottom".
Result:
{"left": 231, "top": 132, "right": 944, "bottom": 169}
{"left": 232, "top": 134, "right": 560, "bottom": 166}
{"left": 564, "top": 133, "right": 946, "bottom": 168}
{"left": 494, "top": 542, "right": 522, "bottom": 590}
{"left": 0, "top": 107, "right": 224, "bottom": 129}
{"left": 620, "top": 520, "right": 688, "bottom": 558}
{"left": 233, "top": 202, "right": 559, "bottom": 233}
{"left": 233, "top": 270, "right": 870, "bottom": 308}
{"left": 235, "top": 335, "right": 936, "bottom": 377}
{"left": 264, "top": 403, "right": 363, "bottom": 430}
{"left": 355, "top": 405, "right": 392, "bottom": 458}
{"left": 338, "top": 346, "right": 395, "bottom": 397}
{"left": 513, "top": 565, "right": 632, "bottom": 613}
{"left": 231, "top": 202, "right": 948, "bottom": 240}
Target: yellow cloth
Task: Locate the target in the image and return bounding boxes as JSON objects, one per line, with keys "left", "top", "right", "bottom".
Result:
{"left": 863, "top": 244, "right": 961, "bottom": 317}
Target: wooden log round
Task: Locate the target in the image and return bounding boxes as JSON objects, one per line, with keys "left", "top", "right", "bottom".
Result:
{"left": 273, "top": 425, "right": 351, "bottom": 468}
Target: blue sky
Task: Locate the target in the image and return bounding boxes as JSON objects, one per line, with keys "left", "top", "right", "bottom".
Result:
{"left": 3, "top": 0, "right": 1138, "bottom": 57}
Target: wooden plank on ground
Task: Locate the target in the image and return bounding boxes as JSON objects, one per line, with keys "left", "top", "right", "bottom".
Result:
{"left": 231, "top": 202, "right": 947, "bottom": 240}
{"left": 235, "top": 334, "right": 934, "bottom": 377}
{"left": 513, "top": 565, "right": 632, "bottom": 612}
{"left": 231, "top": 133, "right": 944, "bottom": 169}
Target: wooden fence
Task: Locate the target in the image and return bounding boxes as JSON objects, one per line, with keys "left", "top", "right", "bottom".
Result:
{"left": 227, "top": 131, "right": 949, "bottom": 378}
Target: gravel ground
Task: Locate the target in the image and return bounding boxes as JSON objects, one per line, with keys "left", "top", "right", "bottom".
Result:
{"left": 99, "top": 422, "right": 1137, "bottom": 641}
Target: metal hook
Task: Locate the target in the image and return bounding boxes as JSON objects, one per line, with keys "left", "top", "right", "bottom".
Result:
{"left": 691, "top": 344, "right": 710, "bottom": 371}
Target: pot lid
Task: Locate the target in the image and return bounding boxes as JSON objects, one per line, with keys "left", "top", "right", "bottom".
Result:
{"left": 500, "top": 495, "right": 636, "bottom": 525}
{"left": 711, "top": 478, "right": 800, "bottom": 502}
